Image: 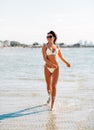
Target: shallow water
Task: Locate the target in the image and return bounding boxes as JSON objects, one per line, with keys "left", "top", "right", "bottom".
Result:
{"left": 0, "top": 47, "right": 94, "bottom": 87}
{"left": 0, "top": 47, "right": 94, "bottom": 130}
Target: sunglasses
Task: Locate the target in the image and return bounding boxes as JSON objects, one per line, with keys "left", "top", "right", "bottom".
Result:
{"left": 46, "top": 35, "right": 53, "bottom": 38}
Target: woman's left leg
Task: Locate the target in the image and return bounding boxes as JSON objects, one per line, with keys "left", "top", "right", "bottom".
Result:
{"left": 51, "top": 67, "right": 59, "bottom": 109}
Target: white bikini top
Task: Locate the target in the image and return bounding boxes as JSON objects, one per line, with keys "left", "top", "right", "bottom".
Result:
{"left": 46, "top": 47, "right": 59, "bottom": 56}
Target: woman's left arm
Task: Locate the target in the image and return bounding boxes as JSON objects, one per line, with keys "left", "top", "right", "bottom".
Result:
{"left": 57, "top": 47, "right": 71, "bottom": 67}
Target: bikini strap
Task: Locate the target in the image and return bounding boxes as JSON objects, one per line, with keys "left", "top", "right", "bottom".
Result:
{"left": 56, "top": 45, "right": 60, "bottom": 50}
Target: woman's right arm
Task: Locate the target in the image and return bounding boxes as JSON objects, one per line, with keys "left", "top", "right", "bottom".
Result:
{"left": 42, "top": 45, "right": 57, "bottom": 68}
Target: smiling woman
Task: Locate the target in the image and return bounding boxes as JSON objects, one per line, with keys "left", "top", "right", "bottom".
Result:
{"left": 42, "top": 30, "right": 71, "bottom": 110}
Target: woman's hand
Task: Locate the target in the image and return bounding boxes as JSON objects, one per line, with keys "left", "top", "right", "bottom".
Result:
{"left": 52, "top": 64, "right": 58, "bottom": 68}
{"left": 46, "top": 63, "right": 57, "bottom": 68}
{"left": 66, "top": 62, "right": 71, "bottom": 67}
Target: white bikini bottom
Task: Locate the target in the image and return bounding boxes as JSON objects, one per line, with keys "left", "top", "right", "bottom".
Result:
{"left": 47, "top": 67, "right": 55, "bottom": 73}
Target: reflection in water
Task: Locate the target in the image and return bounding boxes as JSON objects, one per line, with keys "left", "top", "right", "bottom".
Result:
{"left": 46, "top": 112, "right": 58, "bottom": 130}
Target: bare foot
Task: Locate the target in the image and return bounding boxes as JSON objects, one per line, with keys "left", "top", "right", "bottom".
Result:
{"left": 47, "top": 96, "right": 51, "bottom": 104}
{"left": 51, "top": 96, "right": 55, "bottom": 110}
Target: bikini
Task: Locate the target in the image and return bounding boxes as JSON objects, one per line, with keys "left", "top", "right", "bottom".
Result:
{"left": 46, "top": 47, "right": 59, "bottom": 73}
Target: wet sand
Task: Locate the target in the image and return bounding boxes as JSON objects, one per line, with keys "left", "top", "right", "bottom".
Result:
{"left": 0, "top": 85, "right": 94, "bottom": 130}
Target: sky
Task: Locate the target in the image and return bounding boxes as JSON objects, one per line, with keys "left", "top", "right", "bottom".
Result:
{"left": 0, "top": 0, "right": 94, "bottom": 44}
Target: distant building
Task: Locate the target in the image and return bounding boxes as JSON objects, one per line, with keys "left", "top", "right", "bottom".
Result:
{"left": 73, "top": 43, "right": 80, "bottom": 47}
{"left": 0, "top": 41, "right": 3, "bottom": 47}
{"left": 32, "top": 42, "right": 41, "bottom": 48}
{"left": 3, "top": 40, "right": 10, "bottom": 47}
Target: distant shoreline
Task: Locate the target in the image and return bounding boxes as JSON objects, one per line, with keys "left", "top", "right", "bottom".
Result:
{"left": 0, "top": 40, "right": 94, "bottom": 48}
{"left": 0, "top": 46, "right": 94, "bottom": 48}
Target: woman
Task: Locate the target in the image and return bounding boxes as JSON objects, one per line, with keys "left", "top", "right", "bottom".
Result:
{"left": 42, "top": 31, "right": 71, "bottom": 110}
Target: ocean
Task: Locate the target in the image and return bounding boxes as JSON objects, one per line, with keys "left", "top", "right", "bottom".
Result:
{"left": 0, "top": 47, "right": 94, "bottom": 130}
{"left": 0, "top": 47, "right": 94, "bottom": 89}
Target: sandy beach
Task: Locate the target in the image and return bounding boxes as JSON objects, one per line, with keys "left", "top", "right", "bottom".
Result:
{"left": 0, "top": 83, "right": 94, "bottom": 130}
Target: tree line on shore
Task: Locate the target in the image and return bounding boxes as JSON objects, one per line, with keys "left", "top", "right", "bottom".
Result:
{"left": 0, "top": 40, "right": 94, "bottom": 48}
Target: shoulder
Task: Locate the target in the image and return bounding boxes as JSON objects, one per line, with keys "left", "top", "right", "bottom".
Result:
{"left": 56, "top": 45, "right": 60, "bottom": 50}
{"left": 42, "top": 44, "right": 47, "bottom": 51}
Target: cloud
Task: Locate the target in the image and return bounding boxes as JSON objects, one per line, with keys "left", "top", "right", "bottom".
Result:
{"left": 57, "top": 18, "right": 63, "bottom": 22}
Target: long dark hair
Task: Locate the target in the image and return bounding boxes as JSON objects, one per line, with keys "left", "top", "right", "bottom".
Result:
{"left": 47, "top": 31, "right": 57, "bottom": 44}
